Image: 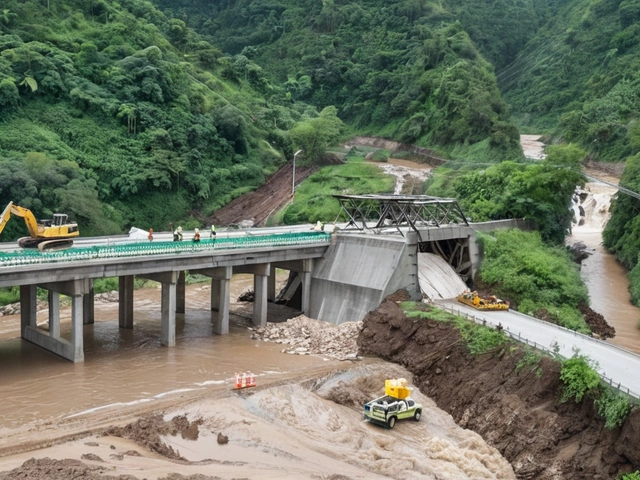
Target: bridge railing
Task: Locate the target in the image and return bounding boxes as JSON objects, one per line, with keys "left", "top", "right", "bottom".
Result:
{"left": 440, "top": 304, "right": 640, "bottom": 400}
{"left": 0, "top": 232, "right": 331, "bottom": 268}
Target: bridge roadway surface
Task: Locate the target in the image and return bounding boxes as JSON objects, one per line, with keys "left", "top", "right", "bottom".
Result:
{"left": 0, "top": 224, "right": 320, "bottom": 253}
{"left": 437, "top": 299, "right": 640, "bottom": 399}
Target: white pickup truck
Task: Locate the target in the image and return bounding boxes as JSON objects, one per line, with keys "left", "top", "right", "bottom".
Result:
{"left": 363, "top": 395, "right": 423, "bottom": 429}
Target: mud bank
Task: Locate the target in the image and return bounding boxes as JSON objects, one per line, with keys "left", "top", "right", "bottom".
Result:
{"left": 357, "top": 299, "right": 640, "bottom": 479}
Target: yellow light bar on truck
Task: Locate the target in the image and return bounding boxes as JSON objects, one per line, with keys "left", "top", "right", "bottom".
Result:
{"left": 385, "top": 378, "right": 412, "bottom": 399}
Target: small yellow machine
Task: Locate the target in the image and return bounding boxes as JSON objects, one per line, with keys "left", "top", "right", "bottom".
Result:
{"left": 457, "top": 290, "right": 509, "bottom": 311}
{"left": 0, "top": 201, "right": 79, "bottom": 251}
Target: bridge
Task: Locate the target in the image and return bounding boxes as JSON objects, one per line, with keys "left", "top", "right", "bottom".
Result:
{"left": 0, "top": 195, "right": 482, "bottom": 363}
{"left": 2, "top": 193, "right": 640, "bottom": 404}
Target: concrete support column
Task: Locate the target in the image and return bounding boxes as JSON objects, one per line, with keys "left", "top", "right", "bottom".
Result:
{"left": 300, "top": 259, "right": 313, "bottom": 315}
{"left": 211, "top": 278, "right": 220, "bottom": 312}
{"left": 467, "top": 233, "right": 480, "bottom": 282}
{"left": 20, "top": 284, "right": 37, "bottom": 337}
{"left": 176, "top": 271, "right": 186, "bottom": 314}
{"left": 208, "top": 267, "right": 232, "bottom": 335}
{"left": 26, "top": 279, "right": 89, "bottom": 363}
{"left": 160, "top": 281, "right": 176, "bottom": 347}
{"left": 139, "top": 271, "right": 180, "bottom": 347}
{"left": 48, "top": 290, "right": 60, "bottom": 338}
{"left": 267, "top": 272, "right": 277, "bottom": 302}
{"left": 118, "top": 275, "right": 134, "bottom": 329}
{"left": 252, "top": 264, "right": 270, "bottom": 328}
{"left": 83, "top": 279, "right": 94, "bottom": 325}
{"left": 71, "top": 295, "right": 84, "bottom": 362}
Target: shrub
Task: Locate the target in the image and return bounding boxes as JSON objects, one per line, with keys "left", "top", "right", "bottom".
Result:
{"left": 369, "top": 149, "right": 390, "bottom": 162}
{"left": 0, "top": 286, "right": 20, "bottom": 306}
{"left": 595, "top": 388, "right": 633, "bottom": 429}
{"left": 516, "top": 348, "right": 543, "bottom": 377}
{"left": 560, "top": 352, "right": 601, "bottom": 403}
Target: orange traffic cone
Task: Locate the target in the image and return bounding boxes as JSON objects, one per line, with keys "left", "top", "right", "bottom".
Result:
{"left": 247, "top": 372, "right": 256, "bottom": 387}
{"left": 234, "top": 373, "right": 241, "bottom": 389}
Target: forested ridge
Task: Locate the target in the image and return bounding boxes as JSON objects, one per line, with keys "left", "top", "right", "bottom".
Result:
{"left": 0, "top": 0, "right": 346, "bottom": 238}
{"left": 3, "top": 0, "right": 640, "bottom": 289}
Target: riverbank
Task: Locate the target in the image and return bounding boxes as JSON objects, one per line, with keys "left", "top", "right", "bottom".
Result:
{"left": 358, "top": 298, "right": 640, "bottom": 479}
{"left": 0, "top": 285, "right": 517, "bottom": 480}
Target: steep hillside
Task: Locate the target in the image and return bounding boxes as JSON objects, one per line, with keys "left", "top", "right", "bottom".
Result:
{"left": 153, "top": 0, "right": 524, "bottom": 161}
{"left": 502, "top": 0, "right": 640, "bottom": 161}
{"left": 0, "top": 0, "right": 339, "bottom": 238}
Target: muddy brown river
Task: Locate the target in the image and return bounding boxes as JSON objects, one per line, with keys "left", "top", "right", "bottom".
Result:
{"left": 1, "top": 159, "right": 638, "bottom": 478}
{"left": 568, "top": 175, "right": 640, "bottom": 353}
{"left": 0, "top": 275, "right": 515, "bottom": 479}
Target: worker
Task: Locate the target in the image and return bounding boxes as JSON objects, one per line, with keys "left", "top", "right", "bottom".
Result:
{"left": 148, "top": 228, "right": 154, "bottom": 241}
{"left": 193, "top": 228, "right": 200, "bottom": 242}
{"left": 210, "top": 223, "right": 216, "bottom": 239}
{"left": 173, "top": 229, "right": 179, "bottom": 241}
{"left": 312, "top": 221, "right": 324, "bottom": 232}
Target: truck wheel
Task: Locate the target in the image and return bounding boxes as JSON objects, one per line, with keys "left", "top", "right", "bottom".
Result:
{"left": 387, "top": 416, "right": 396, "bottom": 429}
{"left": 414, "top": 409, "right": 422, "bottom": 421}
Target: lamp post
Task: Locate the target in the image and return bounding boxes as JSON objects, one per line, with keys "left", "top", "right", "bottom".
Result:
{"left": 292, "top": 149, "right": 302, "bottom": 196}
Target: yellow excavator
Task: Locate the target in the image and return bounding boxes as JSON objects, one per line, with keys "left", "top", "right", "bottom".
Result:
{"left": 0, "top": 201, "right": 79, "bottom": 251}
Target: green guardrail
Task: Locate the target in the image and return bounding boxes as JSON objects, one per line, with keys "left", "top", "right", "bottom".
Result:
{"left": 0, "top": 232, "right": 331, "bottom": 268}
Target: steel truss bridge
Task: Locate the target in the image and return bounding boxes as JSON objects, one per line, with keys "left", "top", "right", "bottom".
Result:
{"left": 334, "top": 194, "right": 469, "bottom": 240}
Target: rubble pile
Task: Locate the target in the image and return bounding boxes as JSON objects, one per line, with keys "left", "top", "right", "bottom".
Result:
{"left": 250, "top": 315, "right": 362, "bottom": 361}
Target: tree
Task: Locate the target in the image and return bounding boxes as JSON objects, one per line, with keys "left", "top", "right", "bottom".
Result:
{"left": 289, "top": 106, "right": 344, "bottom": 164}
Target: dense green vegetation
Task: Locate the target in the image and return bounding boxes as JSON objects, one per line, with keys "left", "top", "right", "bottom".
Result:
{"left": 279, "top": 152, "right": 394, "bottom": 225}
{"left": 560, "top": 350, "right": 633, "bottom": 429}
{"left": 603, "top": 154, "right": 640, "bottom": 306}
{"left": 500, "top": 0, "right": 640, "bottom": 160}
{"left": 425, "top": 144, "right": 585, "bottom": 245}
{"left": 477, "top": 229, "right": 590, "bottom": 333}
{"left": 0, "top": 0, "right": 346, "bottom": 239}
{"left": 155, "top": 0, "right": 523, "bottom": 161}
{"left": 401, "top": 301, "right": 509, "bottom": 356}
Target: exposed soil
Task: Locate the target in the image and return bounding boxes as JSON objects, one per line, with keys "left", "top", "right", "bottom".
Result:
{"left": 579, "top": 302, "right": 616, "bottom": 339}
{"left": 103, "top": 414, "right": 203, "bottom": 461}
{"left": 357, "top": 297, "right": 640, "bottom": 479}
{"left": 206, "top": 163, "right": 316, "bottom": 228}
{"left": 0, "top": 457, "right": 220, "bottom": 480}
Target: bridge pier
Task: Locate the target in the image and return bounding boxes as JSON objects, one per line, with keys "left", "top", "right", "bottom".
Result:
{"left": 48, "top": 291, "right": 60, "bottom": 338}
{"left": 83, "top": 279, "right": 94, "bottom": 325}
{"left": 195, "top": 267, "right": 232, "bottom": 335}
{"left": 253, "top": 265, "right": 269, "bottom": 327}
{"left": 20, "top": 285, "right": 37, "bottom": 335}
{"left": 267, "top": 272, "right": 276, "bottom": 302}
{"left": 118, "top": 275, "right": 134, "bottom": 329}
{"left": 233, "top": 264, "right": 271, "bottom": 327}
{"left": 176, "top": 271, "right": 186, "bottom": 314}
{"left": 138, "top": 271, "right": 179, "bottom": 347}
{"left": 19, "top": 280, "right": 89, "bottom": 362}
{"left": 300, "top": 259, "right": 313, "bottom": 315}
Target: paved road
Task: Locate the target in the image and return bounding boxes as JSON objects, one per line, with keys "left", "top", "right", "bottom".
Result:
{"left": 438, "top": 299, "right": 640, "bottom": 398}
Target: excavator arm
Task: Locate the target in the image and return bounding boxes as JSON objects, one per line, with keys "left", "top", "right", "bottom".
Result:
{"left": 0, "top": 202, "right": 40, "bottom": 238}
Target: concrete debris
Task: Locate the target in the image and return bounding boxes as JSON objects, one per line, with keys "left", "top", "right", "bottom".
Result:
{"left": 250, "top": 315, "right": 362, "bottom": 361}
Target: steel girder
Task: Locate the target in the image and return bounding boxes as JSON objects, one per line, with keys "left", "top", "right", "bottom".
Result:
{"left": 334, "top": 194, "right": 469, "bottom": 237}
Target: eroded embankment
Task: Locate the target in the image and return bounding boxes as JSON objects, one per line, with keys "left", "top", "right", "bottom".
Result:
{"left": 357, "top": 299, "right": 640, "bottom": 480}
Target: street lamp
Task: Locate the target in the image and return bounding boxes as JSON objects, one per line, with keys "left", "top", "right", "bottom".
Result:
{"left": 292, "top": 149, "right": 303, "bottom": 196}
